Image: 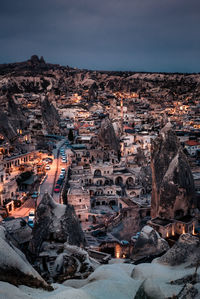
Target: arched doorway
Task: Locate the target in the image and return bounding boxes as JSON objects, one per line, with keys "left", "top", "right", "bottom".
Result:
{"left": 115, "top": 176, "right": 123, "bottom": 185}
{"left": 94, "top": 169, "right": 102, "bottom": 177}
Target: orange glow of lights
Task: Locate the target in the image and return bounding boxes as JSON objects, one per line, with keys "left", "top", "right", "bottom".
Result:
{"left": 115, "top": 244, "right": 121, "bottom": 259}
{"left": 192, "top": 223, "right": 195, "bottom": 235}
{"left": 172, "top": 226, "right": 175, "bottom": 236}
{"left": 182, "top": 226, "right": 185, "bottom": 234}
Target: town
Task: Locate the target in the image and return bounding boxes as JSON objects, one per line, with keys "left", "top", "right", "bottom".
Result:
{"left": 0, "top": 56, "right": 200, "bottom": 297}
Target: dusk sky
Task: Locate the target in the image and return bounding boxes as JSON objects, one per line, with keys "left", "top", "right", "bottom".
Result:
{"left": 0, "top": 0, "right": 200, "bottom": 72}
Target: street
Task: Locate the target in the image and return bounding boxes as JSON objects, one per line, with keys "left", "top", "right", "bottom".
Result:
{"left": 11, "top": 139, "right": 68, "bottom": 218}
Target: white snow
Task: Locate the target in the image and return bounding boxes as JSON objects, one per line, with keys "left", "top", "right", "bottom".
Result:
{"left": 0, "top": 282, "right": 33, "bottom": 299}
{"left": 0, "top": 251, "right": 199, "bottom": 299}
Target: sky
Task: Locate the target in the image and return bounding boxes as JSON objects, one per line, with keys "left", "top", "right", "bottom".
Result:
{"left": 0, "top": 0, "right": 200, "bottom": 72}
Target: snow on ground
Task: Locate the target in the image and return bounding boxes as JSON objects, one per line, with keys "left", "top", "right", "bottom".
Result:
{"left": 0, "top": 282, "right": 32, "bottom": 299}
{"left": 0, "top": 259, "right": 199, "bottom": 299}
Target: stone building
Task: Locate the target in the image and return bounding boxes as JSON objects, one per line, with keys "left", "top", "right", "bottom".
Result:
{"left": 67, "top": 186, "right": 90, "bottom": 221}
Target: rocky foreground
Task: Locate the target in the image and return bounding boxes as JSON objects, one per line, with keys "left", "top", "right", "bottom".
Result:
{"left": 0, "top": 222, "right": 200, "bottom": 299}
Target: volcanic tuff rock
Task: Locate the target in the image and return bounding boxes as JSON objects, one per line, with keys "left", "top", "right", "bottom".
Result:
{"left": 41, "top": 96, "right": 60, "bottom": 134}
{"left": 1, "top": 56, "right": 200, "bottom": 101}
{"left": 131, "top": 225, "right": 169, "bottom": 260}
{"left": 38, "top": 242, "right": 98, "bottom": 282}
{"left": 157, "top": 233, "right": 200, "bottom": 266}
{"left": 0, "top": 226, "right": 50, "bottom": 290}
{"left": 151, "top": 122, "right": 195, "bottom": 219}
{"left": 29, "top": 193, "right": 85, "bottom": 255}
{"left": 98, "top": 117, "right": 119, "bottom": 153}
{"left": 0, "top": 96, "right": 28, "bottom": 143}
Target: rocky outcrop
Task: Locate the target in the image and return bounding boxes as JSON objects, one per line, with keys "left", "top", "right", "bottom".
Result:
{"left": 138, "top": 166, "right": 152, "bottom": 193}
{"left": 98, "top": 117, "right": 119, "bottom": 153}
{"left": 29, "top": 193, "right": 85, "bottom": 255}
{"left": 157, "top": 233, "right": 200, "bottom": 266}
{"left": 29, "top": 193, "right": 96, "bottom": 283}
{"left": 41, "top": 96, "right": 60, "bottom": 134}
{"left": 0, "top": 96, "right": 28, "bottom": 143}
{"left": 151, "top": 123, "right": 195, "bottom": 219}
{"left": 0, "top": 111, "right": 17, "bottom": 142}
{"left": 37, "top": 242, "right": 98, "bottom": 282}
{"left": 131, "top": 226, "right": 169, "bottom": 260}
{"left": 0, "top": 226, "right": 51, "bottom": 290}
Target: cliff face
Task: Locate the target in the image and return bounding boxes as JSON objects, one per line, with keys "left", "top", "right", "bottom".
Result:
{"left": 98, "top": 117, "right": 119, "bottom": 153}
{"left": 151, "top": 123, "right": 195, "bottom": 219}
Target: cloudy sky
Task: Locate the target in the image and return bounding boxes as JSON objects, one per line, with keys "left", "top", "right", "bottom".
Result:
{"left": 0, "top": 0, "right": 200, "bottom": 72}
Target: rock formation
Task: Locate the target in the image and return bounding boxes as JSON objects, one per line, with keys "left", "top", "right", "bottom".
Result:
{"left": 138, "top": 165, "right": 152, "bottom": 193}
{"left": 29, "top": 192, "right": 85, "bottom": 255}
{"left": 157, "top": 233, "right": 200, "bottom": 266}
{"left": 131, "top": 225, "right": 169, "bottom": 260}
{"left": 0, "top": 111, "right": 17, "bottom": 142}
{"left": 41, "top": 96, "right": 60, "bottom": 134}
{"left": 37, "top": 242, "right": 98, "bottom": 282}
{"left": 0, "top": 226, "right": 51, "bottom": 290}
{"left": 98, "top": 117, "right": 119, "bottom": 153}
{"left": 151, "top": 122, "right": 195, "bottom": 219}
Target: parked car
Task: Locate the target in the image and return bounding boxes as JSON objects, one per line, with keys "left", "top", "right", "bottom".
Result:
{"left": 54, "top": 185, "right": 60, "bottom": 193}
{"left": 46, "top": 158, "right": 53, "bottom": 164}
{"left": 31, "top": 191, "right": 39, "bottom": 198}
{"left": 28, "top": 219, "right": 34, "bottom": 228}
{"left": 61, "top": 168, "right": 66, "bottom": 173}
{"left": 45, "top": 164, "right": 51, "bottom": 170}
{"left": 28, "top": 210, "right": 35, "bottom": 221}
{"left": 59, "top": 174, "right": 65, "bottom": 179}
{"left": 56, "top": 179, "right": 63, "bottom": 185}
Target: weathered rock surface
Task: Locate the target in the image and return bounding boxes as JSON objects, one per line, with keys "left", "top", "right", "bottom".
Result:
{"left": 157, "top": 233, "right": 200, "bottom": 266}
{"left": 177, "top": 283, "right": 198, "bottom": 299}
{"left": 151, "top": 123, "right": 195, "bottom": 219}
{"left": 41, "top": 96, "right": 60, "bottom": 134}
{"left": 37, "top": 242, "right": 98, "bottom": 282}
{"left": 131, "top": 226, "right": 169, "bottom": 260}
{"left": 98, "top": 117, "right": 119, "bottom": 153}
{"left": 0, "top": 226, "right": 50, "bottom": 290}
{"left": 0, "top": 111, "right": 17, "bottom": 142}
{"left": 29, "top": 193, "right": 85, "bottom": 255}
{"left": 138, "top": 166, "right": 152, "bottom": 193}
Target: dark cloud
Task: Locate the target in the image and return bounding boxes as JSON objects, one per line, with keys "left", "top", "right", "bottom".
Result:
{"left": 0, "top": 0, "right": 200, "bottom": 72}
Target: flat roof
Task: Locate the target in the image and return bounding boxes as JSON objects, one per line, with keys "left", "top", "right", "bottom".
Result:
{"left": 151, "top": 218, "right": 173, "bottom": 226}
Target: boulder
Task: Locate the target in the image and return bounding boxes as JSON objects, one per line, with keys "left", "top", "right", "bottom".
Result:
{"left": 38, "top": 243, "right": 98, "bottom": 282}
{"left": 151, "top": 123, "right": 195, "bottom": 219}
{"left": 157, "top": 233, "right": 200, "bottom": 266}
{"left": 131, "top": 226, "right": 169, "bottom": 260}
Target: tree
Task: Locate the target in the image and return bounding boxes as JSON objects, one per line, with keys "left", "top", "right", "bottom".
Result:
{"left": 68, "top": 129, "right": 74, "bottom": 142}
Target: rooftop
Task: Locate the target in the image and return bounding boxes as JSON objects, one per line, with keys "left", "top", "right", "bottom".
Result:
{"left": 151, "top": 217, "right": 174, "bottom": 226}
{"left": 185, "top": 140, "right": 200, "bottom": 146}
